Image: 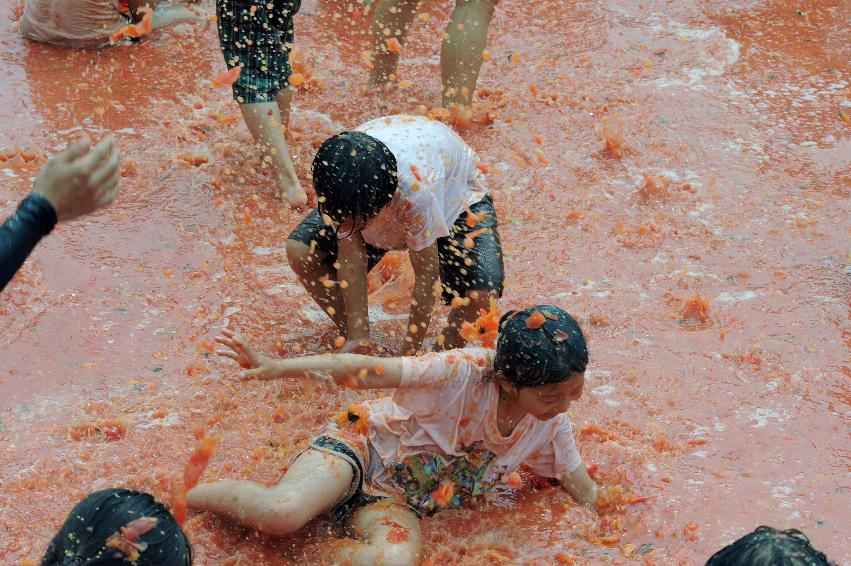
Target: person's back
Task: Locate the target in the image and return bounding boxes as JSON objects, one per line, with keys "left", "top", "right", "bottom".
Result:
{"left": 19, "top": 0, "right": 126, "bottom": 49}
{"left": 706, "top": 526, "right": 833, "bottom": 566}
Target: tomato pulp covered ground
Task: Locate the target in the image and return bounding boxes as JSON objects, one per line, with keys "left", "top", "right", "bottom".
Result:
{"left": 1, "top": 0, "right": 848, "bottom": 563}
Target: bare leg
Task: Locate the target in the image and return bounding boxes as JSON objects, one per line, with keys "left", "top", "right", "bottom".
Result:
{"left": 286, "top": 240, "right": 348, "bottom": 332}
{"left": 369, "top": 0, "right": 423, "bottom": 84}
{"left": 441, "top": 0, "right": 499, "bottom": 106}
{"left": 327, "top": 501, "right": 422, "bottom": 566}
{"left": 276, "top": 87, "right": 293, "bottom": 130}
{"left": 150, "top": 2, "right": 203, "bottom": 29}
{"left": 239, "top": 97, "right": 307, "bottom": 207}
{"left": 438, "top": 290, "right": 496, "bottom": 350}
{"left": 187, "top": 449, "right": 353, "bottom": 536}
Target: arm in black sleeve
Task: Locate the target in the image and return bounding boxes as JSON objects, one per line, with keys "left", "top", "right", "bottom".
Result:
{"left": 0, "top": 193, "right": 58, "bottom": 292}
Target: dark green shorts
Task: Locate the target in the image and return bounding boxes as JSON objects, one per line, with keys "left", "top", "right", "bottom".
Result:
{"left": 216, "top": 0, "right": 301, "bottom": 104}
{"left": 288, "top": 195, "right": 505, "bottom": 304}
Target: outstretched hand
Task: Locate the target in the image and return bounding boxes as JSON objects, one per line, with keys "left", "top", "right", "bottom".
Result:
{"left": 214, "top": 328, "right": 277, "bottom": 380}
{"left": 33, "top": 137, "right": 120, "bottom": 222}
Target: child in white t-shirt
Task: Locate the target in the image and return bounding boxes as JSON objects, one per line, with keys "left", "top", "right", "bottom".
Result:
{"left": 188, "top": 305, "right": 598, "bottom": 566}
{"left": 286, "top": 114, "right": 505, "bottom": 355}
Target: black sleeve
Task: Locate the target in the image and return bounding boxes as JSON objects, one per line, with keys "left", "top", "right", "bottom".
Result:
{"left": 0, "top": 193, "right": 58, "bottom": 292}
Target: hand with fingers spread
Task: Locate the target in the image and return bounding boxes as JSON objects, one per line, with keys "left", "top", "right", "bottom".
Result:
{"left": 214, "top": 328, "right": 280, "bottom": 380}
{"left": 34, "top": 137, "right": 120, "bottom": 222}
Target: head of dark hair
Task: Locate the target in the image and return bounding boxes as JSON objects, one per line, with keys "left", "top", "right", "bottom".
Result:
{"left": 493, "top": 305, "right": 588, "bottom": 388}
{"left": 706, "top": 526, "right": 833, "bottom": 566}
{"left": 312, "top": 131, "right": 398, "bottom": 231}
{"left": 41, "top": 488, "right": 192, "bottom": 566}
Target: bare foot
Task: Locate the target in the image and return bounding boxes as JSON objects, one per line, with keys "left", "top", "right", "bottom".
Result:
{"left": 283, "top": 185, "right": 308, "bottom": 210}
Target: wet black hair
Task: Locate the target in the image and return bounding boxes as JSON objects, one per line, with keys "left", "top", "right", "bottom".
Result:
{"left": 493, "top": 305, "right": 588, "bottom": 388}
{"left": 312, "top": 131, "right": 398, "bottom": 231}
{"left": 705, "top": 526, "right": 833, "bottom": 566}
{"left": 41, "top": 488, "right": 192, "bottom": 566}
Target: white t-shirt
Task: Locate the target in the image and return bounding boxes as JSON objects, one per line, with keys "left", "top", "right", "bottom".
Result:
{"left": 365, "top": 348, "right": 583, "bottom": 512}
{"left": 357, "top": 115, "right": 488, "bottom": 252}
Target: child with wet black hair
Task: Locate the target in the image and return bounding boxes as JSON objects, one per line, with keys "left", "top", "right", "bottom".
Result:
{"left": 41, "top": 488, "right": 192, "bottom": 565}
{"left": 189, "top": 305, "right": 597, "bottom": 565}
{"left": 706, "top": 526, "right": 834, "bottom": 566}
{"left": 286, "top": 114, "right": 505, "bottom": 356}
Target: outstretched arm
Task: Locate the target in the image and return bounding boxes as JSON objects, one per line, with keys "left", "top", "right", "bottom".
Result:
{"left": 215, "top": 328, "right": 403, "bottom": 388}
{"left": 559, "top": 465, "right": 599, "bottom": 508}
{"left": 2, "top": 138, "right": 119, "bottom": 293}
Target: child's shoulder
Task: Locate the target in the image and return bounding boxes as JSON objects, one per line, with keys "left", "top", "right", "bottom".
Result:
{"left": 401, "top": 347, "right": 495, "bottom": 388}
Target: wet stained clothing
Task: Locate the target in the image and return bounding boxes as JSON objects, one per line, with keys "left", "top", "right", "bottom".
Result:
{"left": 288, "top": 114, "right": 505, "bottom": 303}
{"left": 356, "top": 115, "right": 487, "bottom": 252}
{"left": 216, "top": 0, "right": 300, "bottom": 103}
{"left": 306, "top": 348, "right": 584, "bottom": 518}
{"left": 0, "top": 194, "right": 57, "bottom": 292}
{"left": 19, "top": 0, "right": 129, "bottom": 49}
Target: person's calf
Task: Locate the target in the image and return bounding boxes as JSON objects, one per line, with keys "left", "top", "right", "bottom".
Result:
{"left": 369, "top": 0, "right": 422, "bottom": 84}
{"left": 438, "top": 290, "right": 496, "bottom": 350}
{"left": 440, "top": 0, "right": 499, "bottom": 106}
{"left": 286, "top": 239, "right": 348, "bottom": 331}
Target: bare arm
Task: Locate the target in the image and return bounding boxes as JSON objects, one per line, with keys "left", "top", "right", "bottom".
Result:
{"left": 559, "top": 465, "right": 599, "bottom": 508}
{"left": 403, "top": 244, "right": 440, "bottom": 355}
{"left": 215, "top": 328, "right": 402, "bottom": 388}
{"left": 338, "top": 231, "right": 371, "bottom": 348}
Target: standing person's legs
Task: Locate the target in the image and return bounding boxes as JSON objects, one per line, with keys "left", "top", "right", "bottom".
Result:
{"left": 239, "top": 97, "right": 304, "bottom": 206}
{"left": 441, "top": 0, "right": 499, "bottom": 107}
{"left": 328, "top": 501, "right": 422, "bottom": 566}
{"left": 187, "top": 449, "right": 354, "bottom": 536}
{"left": 369, "top": 0, "right": 424, "bottom": 84}
{"left": 217, "top": 0, "right": 306, "bottom": 207}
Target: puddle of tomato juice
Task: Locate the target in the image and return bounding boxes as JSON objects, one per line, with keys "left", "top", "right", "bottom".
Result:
{"left": 1, "top": 0, "right": 848, "bottom": 564}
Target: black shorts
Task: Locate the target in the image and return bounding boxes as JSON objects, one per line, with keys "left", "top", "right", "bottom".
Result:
{"left": 216, "top": 0, "right": 301, "bottom": 104}
{"left": 288, "top": 195, "right": 505, "bottom": 304}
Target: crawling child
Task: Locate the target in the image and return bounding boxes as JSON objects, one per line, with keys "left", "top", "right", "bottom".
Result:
{"left": 188, "top": 305, "right": 598, "bottom": 565}
{"left": 286, "top": 114, "right": 504, "bottom": 355}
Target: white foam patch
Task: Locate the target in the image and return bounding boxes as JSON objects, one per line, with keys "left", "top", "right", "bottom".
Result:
{"left": 264, "top": 283, "right": 304, "bottom": 296}
{"left": 592, "top": 384, "right": 616, "bottom": 396}
{"left": 715, "top": 291, "right": 759, "bottom": 303}
{"left": 646, "top": 17, "right": 741, "bottom": 90}
{"left": 745, "top": 407, "right": 789, "bottom": 428}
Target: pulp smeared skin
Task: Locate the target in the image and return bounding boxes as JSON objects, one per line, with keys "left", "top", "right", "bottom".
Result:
{"left": 0, "top": 0, "right": 848, "bottom": 564}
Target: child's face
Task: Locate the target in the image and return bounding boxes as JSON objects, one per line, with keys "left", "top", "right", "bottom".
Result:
{"left": 514, "top": 372, "right": 585, "bottom": 421}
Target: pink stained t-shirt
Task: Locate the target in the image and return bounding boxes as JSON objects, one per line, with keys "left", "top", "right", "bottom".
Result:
{"left": 356, "top": 115, "right": 488, "bottom": 252}
{"left": 364, "top": 348, "right": 583, "bottom": 513}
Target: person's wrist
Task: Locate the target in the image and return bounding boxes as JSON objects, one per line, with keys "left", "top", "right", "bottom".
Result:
{"left": 22, "top": 193, "right": 59, "bottom": 232}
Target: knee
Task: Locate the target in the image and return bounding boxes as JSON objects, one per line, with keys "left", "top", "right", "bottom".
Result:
{"left": 258, "top": 499, "right": 307, "bottom": 537}
{"left": 375, "top": 544, "right": 420, "bottom": 566}
{"left": 456, "top": 290, "right": 492, "bottom": 317}
{"left": 286, "top": 239, "right": 311, "bottom": 273}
